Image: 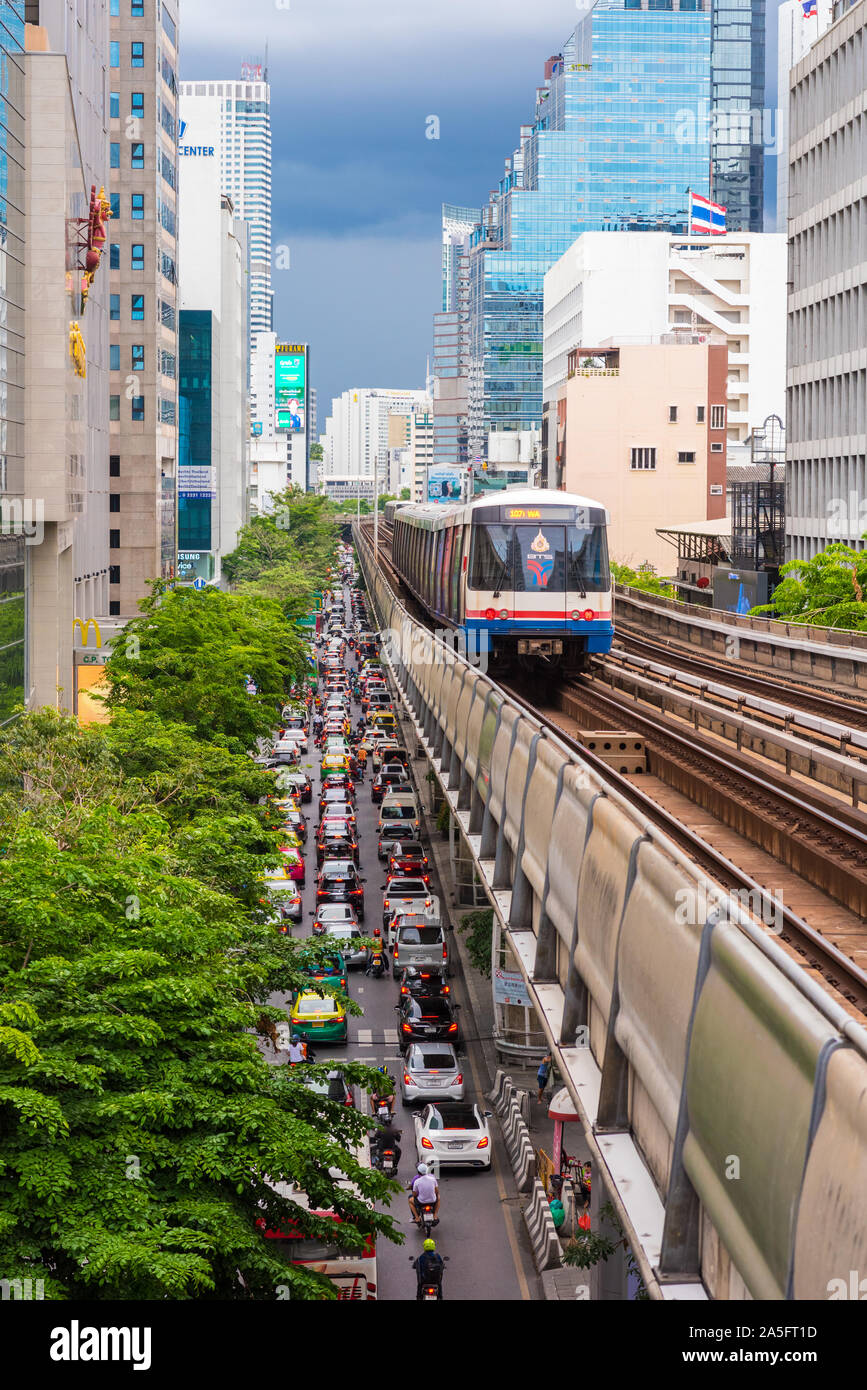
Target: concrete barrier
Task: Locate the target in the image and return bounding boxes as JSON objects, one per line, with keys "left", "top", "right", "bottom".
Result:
{"left": 524, "top": 1179, "right": 564, "bottom": 1272}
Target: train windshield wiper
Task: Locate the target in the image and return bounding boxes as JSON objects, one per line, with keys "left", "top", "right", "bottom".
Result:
{"left": 491, "top": 552, "right": 511, "bottom": 599}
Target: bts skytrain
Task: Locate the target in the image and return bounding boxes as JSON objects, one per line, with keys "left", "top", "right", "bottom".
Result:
{"left": 388, "top": 489, "right": 614, "bottom": 671}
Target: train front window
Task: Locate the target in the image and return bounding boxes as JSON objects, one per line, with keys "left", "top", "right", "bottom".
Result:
{"left": 568, "top": 526, "right": 609, "bottom": 594}
{"left": 469, "top": 525, "right": 512, "bottom": 591}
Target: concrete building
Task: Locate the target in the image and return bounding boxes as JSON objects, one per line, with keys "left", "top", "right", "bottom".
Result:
{"left": 775, "top": 0, "right": 833, "bottom": 233}
{"left": 543, "top": 232, "right": 786, "bottom": 479}
{"left": 323, "top": 388, "right": 429, "bottom": 484}
{"left": 432, "top": 205, "right": 476, "bottom": 473}
{"left": 561, "top": 340, "right": 728, "bottom": 573}
{"left": 785, "top": 0, "right": 867, "bottom": 559}
{"left": 178, "top": 74, "right": 272, "bottom": 353}
{"left": 108, "top": 0, "right": 179, "bottom": 615}
{"left": 177, "top": 150, "right": 250, "bottom": 584}
{"left": 0, "top": 4, "right": 24, "bottom": 724}
{"left": 22, "top": 3, "right": 113, "bottom": 713}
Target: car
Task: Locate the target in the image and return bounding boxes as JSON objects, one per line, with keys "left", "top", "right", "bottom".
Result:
{"left": 298, "top": 950, "right": 349, "bottom": 993}
{"left": 378, "top": 820, "right": 414, "bottom": 859}
{"left": 318, "top": 804, "right": 357, "bottom": 831}
{"left": 278, "top": 728, "right": 309, "bottom": 753}
{"left": 319, "top": 785, "right": 356, "bottom": 815}
{"left": 311, "top": 903, "right": 358, "bottom": 935}
{"left": 378, "top": 794, "right": 420, "bottom": 836}
{"left": 393, "top": 918, "right": 450, "bottom": 977}
{"left": 398, "top": 966, "right": 451, "bottom": 1000}
{"left": 381, "top": 876, "right": 433, "bottom": 930}
{"left": 388, "top": 840, "right": 430, "bottom": 881}
{"left": 317, "top": 834, "right": 359, "bottom": 868}
{"left": 279, "top": 848, "right": 305, "bottom": 885}
{"left": 279, "top": 829, "right": 303, "bottom": 851}
{"left": 399, "top": 1042, "right": 464, "bottom": 1104}
{"left": 257, "top": 888, "right": 302, "bottom": 925}
{"left": 370, "top": 765, "right": 412, "bottom": 804}
{"left": 281, "top": 808, "right": 308, "bottom": 842}
{"left": 298, "top": 1069, "right": 355, "bottom": 1108}
{"left": 413, "top": 1101, "right": 491, "bottom": 1169}
{"left": 387, "top": 897, "right": 443, "bottom": 949}
{"left": 282, "top": 714, "right": 307, "bottom": 732}
{"left": 290, "top": 991, "right": 348, "bottom": 1045}
{"left": 321, "top": 772, "right": 355, "bottom": 799}
{"left": 396, "top": 994, "right": 460, "bottom": 1047}
{"left": 317, "top": 860, "right": 365, "bottom": 919}
{"left": 260, "top": 866, "right": 303, "bottom": 909}
{"left": 275, "top": 770, "right": 312, "bottom": 803}
{"left": 368, "top": 711, "right": 397, "bottom": 734}
{"left": 269, "top": 741, "right": 301, "bottom": 767}
{"left": 316, "top": 923, "right": 368, "bottom": 969}
{"left": 321, "top": 752, "right": 351, "bottom": 776}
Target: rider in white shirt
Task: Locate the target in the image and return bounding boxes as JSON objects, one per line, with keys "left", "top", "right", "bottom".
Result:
{"left": 408, "top": 1164, "right": 440, "bottom": 1225}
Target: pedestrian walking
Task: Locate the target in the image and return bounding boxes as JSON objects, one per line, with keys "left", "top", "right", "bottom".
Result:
{"left": 537, "top": 1051, "right": 553, "bottom": 1104}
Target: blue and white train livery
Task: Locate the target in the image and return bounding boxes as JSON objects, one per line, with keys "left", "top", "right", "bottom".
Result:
{"left": 390, "top": 488, "right": 614, "bottom": 670}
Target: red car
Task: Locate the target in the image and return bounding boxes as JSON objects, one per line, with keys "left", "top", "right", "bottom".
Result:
{"left": 388, "top": 840, "right": 430, "bottom": 882}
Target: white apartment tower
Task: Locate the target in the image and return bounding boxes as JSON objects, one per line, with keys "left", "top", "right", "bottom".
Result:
{"left": 179, "top": 73, "right": 273, "bottom": 354}
{"left": 323, "top": 388, "right": 430, "bottom": 482}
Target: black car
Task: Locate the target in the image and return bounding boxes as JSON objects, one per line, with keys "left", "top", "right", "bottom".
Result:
{"left": 396, "top": 994, "right": 460, "bottom": 1048}
{"left": 316, "top": 860, "right": 365, "bottom": 920}
{"left": 399, "top": 966, "right": 451, "bottom": 1000}
{"left": 370, "top": 765, "right": 412, "bottom": 804}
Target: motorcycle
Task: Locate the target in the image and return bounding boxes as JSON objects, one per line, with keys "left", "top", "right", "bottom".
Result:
{"left": 409, "top": 1255, "right": 448, "bottom": 1301}
{"left": 367, "top": 953, "right": 387, "bottom": 979}
{"left": 370, "top": 1136, "right": 400, "bottom": 1177}
{"left": 417, "top": 1202, "right": 436, "bottom": 1238}
{"left": 372, "top": 1096, "right": 394, "bottom": 1123}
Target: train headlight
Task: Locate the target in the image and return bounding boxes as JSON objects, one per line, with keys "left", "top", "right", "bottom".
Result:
{"left": 484, "top": 608, "right": 496, "bottom": 620}
{"left": 582, "top": 608, "right": 594, "bottom": 621}
{"left": 499, "top": 609, "right": 508, "bottom": 620}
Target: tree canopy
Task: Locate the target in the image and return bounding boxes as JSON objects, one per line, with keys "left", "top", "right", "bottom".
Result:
{"left": 751, "top": 542, "right": 867, "bottom": 630}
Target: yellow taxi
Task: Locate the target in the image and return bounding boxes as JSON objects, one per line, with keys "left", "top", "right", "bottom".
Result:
{"left": 368, "top": 710, "right": 396, "bottom": 734}
{"left": 321, "top": 751, "right": 351, "bottom": 775}
{"left": 290, "top": 991, "right": 348, "bottom": 1044}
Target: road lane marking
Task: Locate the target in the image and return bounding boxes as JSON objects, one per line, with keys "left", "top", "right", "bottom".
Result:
{"left": 357, "top": 1028, "right": 372, "bottom": 1043}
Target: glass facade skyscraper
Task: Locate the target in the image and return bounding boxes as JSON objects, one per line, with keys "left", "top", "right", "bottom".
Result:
{"left": 465, "top": 2, "right": 712, "bottom": 457}
{"left": 178, "top": 310, "right": 214, "bottom": 558}
{"left": 710, "top": 0, "right": 765, "bottom": 231}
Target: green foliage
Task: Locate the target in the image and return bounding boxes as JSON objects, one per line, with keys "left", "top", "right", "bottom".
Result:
{"left": 308, "top": 443, "right": 323, "bottom": 462}
{"left": 562, "top": 1201, "right": 648, "bottom": 1298}
{"left": 458, "top": 909, "right": 494, "bottom": 979}
{"left": 99, "top": 584, "right": 300, "bottom": 756}
{"left": 750, "top": 542, "right": 867, "bottom": 630}
{"left": 436, "top": 801, "right": 451, "bottom": 836}
{"left": 0, "top": 709, "right": 401, "bottom": 1299}
{"left": 611, "top": 561, "right": 681, "bottom": 601}
{"left": 400, "top": 488, "right": 411, "bottom": 501}
{"left": 222, "top": 489, "right": 339, "bottom": 624}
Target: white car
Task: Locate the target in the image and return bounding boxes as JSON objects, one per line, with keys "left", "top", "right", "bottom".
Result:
{"left": 400, "top": 1043, "right": 464, "bottom": 1105}
{"left": 278, "top": 729, "right": 309, "bottom": 754}
{"left": 413, "top": 1101, "right": 492, "bottom": 1170}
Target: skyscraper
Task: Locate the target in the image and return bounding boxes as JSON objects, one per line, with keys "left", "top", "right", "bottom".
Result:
{"left": 432, "top": 205, "right": 477, "bottom": 471}
{"left": 775, "top": 0, "right": 833, "bottom": 232}
{"left": 179, "top": 73, "right": 273, "bottom": 354}
{"left": 710, "top": 0, "right": 766, "bottom": 232}
{"left": 464, "top": 4, "right": 713, "bottom": 459}
{"left": 108, "top": 0, "right": 180, "bottom": 616}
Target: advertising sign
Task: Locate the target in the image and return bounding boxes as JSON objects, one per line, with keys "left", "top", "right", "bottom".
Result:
{"left": 427, "top": 466, "right": 463, "bottom": 503}
{"left": 178, "top": 465, "right": 216, "bottom": 500}
{"left": 275, "top": 344, "right": 306, "bottom": 433}
{"left": 493, "top": 968, "right": 532, "bottom": 1008}
{"left": 251, "top": 421, "right": 263, "bottom": 437}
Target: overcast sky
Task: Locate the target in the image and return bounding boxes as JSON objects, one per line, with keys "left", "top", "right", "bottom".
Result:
{"left": 182, "top": 0, "right": 781, "bottom": 430}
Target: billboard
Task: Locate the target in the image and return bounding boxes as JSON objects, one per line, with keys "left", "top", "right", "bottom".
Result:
{"left": 427, "top": 466, "right": 463, "bottom": 503}
{"left": 275, "top": 343, "right": 306, "bottom": 433}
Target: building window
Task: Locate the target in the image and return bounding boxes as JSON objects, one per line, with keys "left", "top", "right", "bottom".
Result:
{"left": 677, "top": 451, "right": 696, "bottom": 464}
{"left": 710, "top": 442, "right": 724, "bottom": 453}
{"left": 131, "top": 244, "right": 145, "bottom": 270}
{"left": 132, "top": 344, "right": 145, "bottom": 370}
{"left": 131, "top": 294, "right": 144, "bottom": 320}
{"left": 131, "top": 142, "right": 144, "bottom": 169}
{"left": 131, "top": 42, "right": 144, "bottom": 67}
{"left": 110, "top": 294, "right": 120, "bottom": 321}
{"left": 109, "top": 243, "right": 120, "bottom": 269}
{"left": 110, "top": 41, "right": 119, "bottom": 67}
{"left": 110, "top": 192, "right": 120, "bottom": 219}
{"left": 109, "top": 530, "right": 120, "bottom": 549}
{"left": 109, "top": 601, "right": 121, "bottom": 616}
{"left": 109, "top": 566, "right": 120, "bottom": 584}
{"left": 110, "top": 455, "right": 120, "bottom": 477}
{"left": 110, "top": 345, "right": 120, "bottom": 371}
{"left": 696, "top": 405, "right": 705, "bottom": 423}
{"left": 110, "top": 92, "right": 120, "bottom": 119}
{"left": 131, "top": 0, "right": 144, "bottom": 14}
{"left": 160, "top": 350, "right": 175, "bottom": 378}
{"left": 132, "top": 397, "right": 145, "bottom": 421}
{"left": 162, "top": 7, "right": 177, "bottom": 43}
{"left": 159, "top": 151, "right": 176, "bottom": 190}
{"left": 131, "top": 91, "right": 145, "bottom": 115}
{"left": 110, "top": 494, "right": 120, "bottom": 513}
{"left": 630, "top": 447, "right": 656, "bottom": 471}
{"left": 110, "top": 142, "right": 120, "bottom": 168}
{"left": 109, "top": 396, "right": 120, "bottom": 420}
{"left": 159, "top": 398, "right": 176, "bottom": 424}
{"left": 710, "top": 405, "right": 725, "bottom": 430}
{"left": 160, "top": 251, "right": 176, "bottom": 283}
{"left": 668, "top": 405, "right": 677, "bottom": 423}
{"left": 110, "top": 0, "right": 119, "bottom": 12}
{"left": 131, "top": 193, "right": 144, "bottom": 219}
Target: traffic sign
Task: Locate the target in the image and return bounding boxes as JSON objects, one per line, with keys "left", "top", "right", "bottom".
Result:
{"left": 193, "top": 578, "right": 207, "bottom": 590}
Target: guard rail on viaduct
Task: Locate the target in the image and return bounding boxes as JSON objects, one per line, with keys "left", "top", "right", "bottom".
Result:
{"left": 355, "top": 524, "right": 867, "bottom": 1302}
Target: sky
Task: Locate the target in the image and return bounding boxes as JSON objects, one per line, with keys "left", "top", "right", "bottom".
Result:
{"left": 182, "top": 0, "right": 783, "bottom": 433}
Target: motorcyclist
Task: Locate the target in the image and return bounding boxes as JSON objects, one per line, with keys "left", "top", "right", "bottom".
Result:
{"left": 287, "top": 1033, "right": 306, "bottom": 1065}
{"left": 408, "top": 1163, "right": 440, "bottom": 1226}
{"left": 413, "top": 1239, "right": 445, "bottom": 1300}
{"left": 365, "top": 928, "right": 389, "bottom": 976}
{"left": 369, "top": 1118, "right": 402, "bottom": 1170}
{"left": 312, "top": 712, "right": 324, "bottom": 737}
{"left": 370, "top": 1063, "right": 395, "bottom": 1117}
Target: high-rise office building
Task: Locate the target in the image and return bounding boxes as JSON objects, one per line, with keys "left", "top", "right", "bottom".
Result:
{"left": 775, "top": 0, "right": 833, "bottom": 232}
{"left": 709, "top": 0, "right": 766, "bottom": 232}
{"left": 464, "top": 6, "right": 713, "bottom": 460}
{"left": 323, "top": 389, "right": 429, "bottom": 484}
{"left": 785, "top": 0, "right": 867, "bottom": 559}
{"left": 432, "top": 204, "right": 477, "bottom": 471}
{"left": 178, "top": 74, "right": 273, "bottom": 353}
{"left": 109, "top": 0, "right": 180, "bottom": 616}
{"left": 0, "top": 1, "right": 25, "bottom": 723}
{"left": 441, "top": 204, "right": 478, "bottom": 312}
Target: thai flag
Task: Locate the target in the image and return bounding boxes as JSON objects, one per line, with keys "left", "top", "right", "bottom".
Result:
{"left": 689, "top": 190, "right": 727, "bottom": 235}
{"left": 801, "top": 0, "right": 817, "bottom": 15}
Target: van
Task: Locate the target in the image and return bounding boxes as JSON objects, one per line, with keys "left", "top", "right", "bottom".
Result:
{"left": 393, "top": 919, "right": 451, "bottom": 979}
{"left": 386, "top": 896, "right": 442, "bottom": 949}
{"left": 378, "top": 792, "right": 420, "bottom": 835}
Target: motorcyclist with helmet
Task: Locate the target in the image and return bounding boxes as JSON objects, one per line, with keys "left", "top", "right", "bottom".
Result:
{"left": 369, "top": 1116, "right": 402, "bottom": 1171}
{"left": 408, "top": 1162, "right": 440, "bottom": 1226}
{"left": 370, "top": 1064, "right": 395, "bottom": 1118}
{"left": 365, "top": 927, "right": 389, "bottom": 976}
{"left": 412, "top": 1239, "right": 445, "bottom": 1300}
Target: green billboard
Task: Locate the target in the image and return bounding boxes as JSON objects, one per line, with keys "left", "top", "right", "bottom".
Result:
{"left": 275, "top": 343, "right": 306, "bottom": 433}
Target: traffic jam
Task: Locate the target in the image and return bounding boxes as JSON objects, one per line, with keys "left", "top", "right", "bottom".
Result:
{"left": 256, "top": 543, "right": 501, "bottom": 1302}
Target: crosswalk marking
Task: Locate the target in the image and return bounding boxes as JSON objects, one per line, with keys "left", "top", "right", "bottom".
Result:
{"left": 383, "top": 1028, "right": 399, "bottom": 1044}
{"left": 357, "top": 1028, "right": 373, "bottom": 1043}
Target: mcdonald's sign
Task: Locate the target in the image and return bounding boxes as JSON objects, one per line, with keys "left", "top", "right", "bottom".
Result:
{"left": 72, "top": 617, "right": 102, "bottom": 648}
